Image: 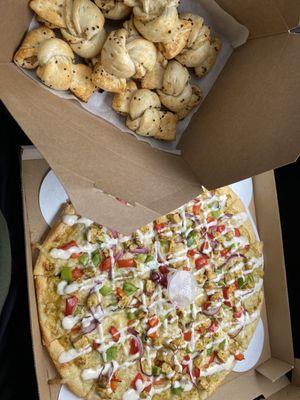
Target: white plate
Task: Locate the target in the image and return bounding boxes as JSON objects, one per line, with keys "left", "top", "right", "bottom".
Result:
{"left": 232, "top": 319, "right": 264, "bottom": 372}
{"left": 39, "top": 170, "right": 68, "bottom": 227}
{"left": 229, "top": 178, "right": 253, "bottom": 209}
{"left": 58, "top": 386, "right": 82, "bottom": 400}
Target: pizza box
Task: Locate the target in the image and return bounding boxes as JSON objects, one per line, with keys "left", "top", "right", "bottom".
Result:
{"left": 1, "top": 0, "right": 300, "bottom": 234}
{"left": 21, "top": 145, "right": 295, "bottom": 400}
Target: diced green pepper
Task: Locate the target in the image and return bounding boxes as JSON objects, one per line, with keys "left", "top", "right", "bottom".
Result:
{"left": 134, "top": 254, "right": 148, "bottom": 263}
{"left": 145, "top": 254, "right": 154, "bottom": 263}
{"left": 159, "top": 315, "right": 166, "bottom": 323}
{"left": 99, "top": 285, "right": 112, "bottom": 296}
{"left": 78, "top": 252, "right": 89, "bottom": 266}
{"left": 152, "top": 366, "right": 161, "bottom": 376}
{"left": 219, "top": 339, "right": 226, "bottom": 350}
{"left": 92, "top": 250, "right": 101, "bottom": 267}
{"left": 123, "top": 282, "right": 138, "bottom": 296}
{"left": 60, "top": 266, "right": 72, "bottom": 283}
{"left": 141, "top": 332, "right": 147, "bottom": 343}
{"left": 106, "top": 346, "right": 117, "bottom": 362}
{"left": 207, "top": 347, "right": 213, "bottom": 356}
{"left": 211, "top": 210, "right": 221, "bottom": 219}
{"left": 222, "top": 303, "right": 230, "bottom": 309}
{"left": 127, "top": 311, "right": 137, "bottom": 320}
{"left": 74, "top": 305, "right": 83, "bottom": 316}
{"left": 208, "top": 201, "right": 219, "bottom": 209}
{"left": 171, "top": 387, "right": 183, "bottom": 395}
{"left": 187, "top": 231, "right": 196, "bottom": 247}
{"left": 185, "top": 344, "right": 191, "bottom": 353}
{"left": 217, "top": 280, "right": 225, "bottom": 287}
{"left": 159, "top": 239, "right": 169, "bottom": 249}
{"left": 237, "top": 277, "right": 244, "bottom": 289}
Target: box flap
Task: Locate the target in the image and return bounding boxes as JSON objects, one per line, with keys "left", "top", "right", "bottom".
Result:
{"left": 0, "top": 64, "right": 203, "bottom": 233}
{"left": 253, "top": 172, "right": 294, "bottom": 365}
{"left": 210, "top": 370, "right": 290, "bottom": 400}
{"left": 0, "top": 1, "right": 32, "bottom": 63}
{"left": 269, "top": 384, "right": 300, "bottom": 400}
{"left": 292, "top": 358, "right": 300, "bottom": 386}
{"left": 180, "top": 33, "right": 300, "bottom": 189}
{"left": 257, "top": 358, "right": 293, "bottom": 383}
{"left": 216, "top": 0, "right": 299, "bottom": 38}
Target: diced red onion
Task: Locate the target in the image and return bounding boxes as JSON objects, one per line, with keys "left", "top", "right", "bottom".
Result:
{"left": 110, "top": 229, "right": 119, "bottom": 239}
{"left": 132, "top": 247, "right": 149, "bottom": 254}
{"left": 82, "top": 320, "right": 97, "bottom": 334}
{"left": 202, "top": 303, "right": 222, "bottom": 316}
{"left": 228, "top": 325, "right": 243, "bottom": 338}
{"left": 114, "top": 250, "right": 124, "bottom": 261}
{"left": 128, "top": 327, "right": 139, "bottom": 336}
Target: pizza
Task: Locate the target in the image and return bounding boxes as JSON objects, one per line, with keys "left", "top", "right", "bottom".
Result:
{"left": 34, "top": 187, "right": 264, "bottom": 400}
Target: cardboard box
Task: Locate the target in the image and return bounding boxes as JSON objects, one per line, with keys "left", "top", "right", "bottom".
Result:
{"left": 1, "top": 1, "right": 300, "bottom": 233}
{"left": 21, "top": 147, "right": 295, "bottom": 400}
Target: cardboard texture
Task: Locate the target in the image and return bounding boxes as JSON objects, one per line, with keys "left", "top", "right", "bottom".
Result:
{"left": 1, "top": 0, "right": 300, "bottom": 233}
{"left": 21, "top": 149, "right": 294, "bottom": 400}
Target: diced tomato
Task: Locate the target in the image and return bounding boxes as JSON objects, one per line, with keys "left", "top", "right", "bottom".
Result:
{"left": 209, "top": 352, "right": 216, "bottom": 364}
{"left": 193, "top": 367, "right": 200, "bottom": 379}
{"left": 147, "top": 330, "right": 158, "bottom": 339}
{"left": 70, "top": 252, "right": 81, "bottom": 259}
{"left": 221, "top": 249, "right": 230, "bottom": 258}
{"left": 217, "top": 225, "right": 226, "bottom": 233}
{"left": 193, "top": 204, "right": 201, "bottom": 215}
{"left": 65, "top": 296, "right": 78, "bottom": 316}
{"left": 207, "top": 232, "right": 215, "bottom": 240}
{"left": 222, "top": 287, "right": 229, "bottom": 300}
{"left": 233, "top": 281, "right": 239, "bottom": 290}
{"left": 184, "top": 355, "right": 190, "bottom": 362}
{"left": 72, "top": 267, "right": 84, "bottom": 280}
{"left": 224, "top": 301, "right": 232, "bottom": 307}
{"left": 148, "top": 315, "right": 159, "bottom": 328}
{"left": 154, "top": 222, "right": 166, "bottom": 232}
{"left": 92, "top": 340, "right": 99, "bottom": 350}
{"left": 111, "top": 374, "right": 122, "bottom": 392}
{"left": 234, "top": 228, "right": 241, "bottom": 237}
{"left": 116, "top": 287, "right": 125, "bottom": 298}
{"left": 208, "top": 321, "right": 218, "bottom": 333}
{"left": 195, "top": 256, "right": 208, "bottom": 270}
{"left": 159, "top": 265, "right": 169, "bottom": 275}
{"left": 129, "top": 338, "right": 139, "bottom": 355}
{"left": 131, "top": 373, "right": 143, "bottom": 390}
{"left": 100, "top": 257, "right": 111, "bottom": 271}
{"left": 109, "top": 326, "right": 121, "bottom": 342}
{"left": 59, "top": 241, "right": 77, "bottom": 250}
{"left": 203, "top": 301, "right": 211, "bottom": 310}
{"left": 187, "top": 249, "right": 198, "bottom": 257}
{"left": 201, "top": 241, "right": 210, "bottom": 251}
{"left": 233, "top": 307, "right": 244, "bottom": 319}
{"left": 235, "top": 353, "right": 245, "bottom": 361}
{"left": 153, "top": 378, "right": 164, "bottom": 386}
{"left": 183, "top": 331, "right": 192, "bottom": 341}
{"left": 144, "top": 384, "right": 152, "bottom": 394}
{"left": 71, "top": 325, "right": 81, "bottom": 334}
{"left": 117, "top": 259, "right": 135, "bottom": 268}
{"left": 207, "top": 216, "right": 216, "bottom": 223}
{"left": 198, "top": 326, "right": 206, "bottom": 334}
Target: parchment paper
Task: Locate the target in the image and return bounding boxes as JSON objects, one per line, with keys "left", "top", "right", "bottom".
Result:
{"left": 21, "top": 1, "right": 249, "bottom": 154}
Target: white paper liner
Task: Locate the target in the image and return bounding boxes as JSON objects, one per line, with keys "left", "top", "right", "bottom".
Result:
{"left": 20, "top": 1, "right": 248, "bottom": 155}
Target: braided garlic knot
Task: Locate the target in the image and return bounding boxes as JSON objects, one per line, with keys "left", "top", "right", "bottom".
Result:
{"left": 95, "top": 0, "right": 132, "bottom": 20}
{"left": 176, "top": 13, "right": 222, "bottom": 78}
{"left": 92, "top": 28, "right": 157, "bottom": 93}
{"left": 61, "top": 0, "right": 106, "bottom": 58}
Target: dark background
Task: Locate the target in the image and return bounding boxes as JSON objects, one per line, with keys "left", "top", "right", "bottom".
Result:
{"left": 0, "top": 101, "right": 299, "bottom": 399}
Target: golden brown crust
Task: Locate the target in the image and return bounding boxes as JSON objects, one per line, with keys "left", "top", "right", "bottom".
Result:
{"left": 14, "top": 26, "right": 55, "bottom": 69}
{"left": 154, "top": 111, "right": 178, "bottom": 141}
{"left": 29, "top": 0, "right": 66, "bottom": 28}
{"left": 92, "top": 63, "right": 127, "bottom": 93}
{"left": 34, "top": 203, "right": 76, "bottom": 276}
{"left": 70, "top": 64, "right": 96, "bottom": 102}
{"left": 35, "top": 276, "right": 65, "bottom": 345}
{"left": 158, "top": 19, "right": 192, "bottom": 60}
{"left": 112, "top": 80, "right": 137, "bottom": 115}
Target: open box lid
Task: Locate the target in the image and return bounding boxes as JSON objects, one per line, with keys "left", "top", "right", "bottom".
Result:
{"left": 0, "top": 0, "right": 300, "bottom": 233}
